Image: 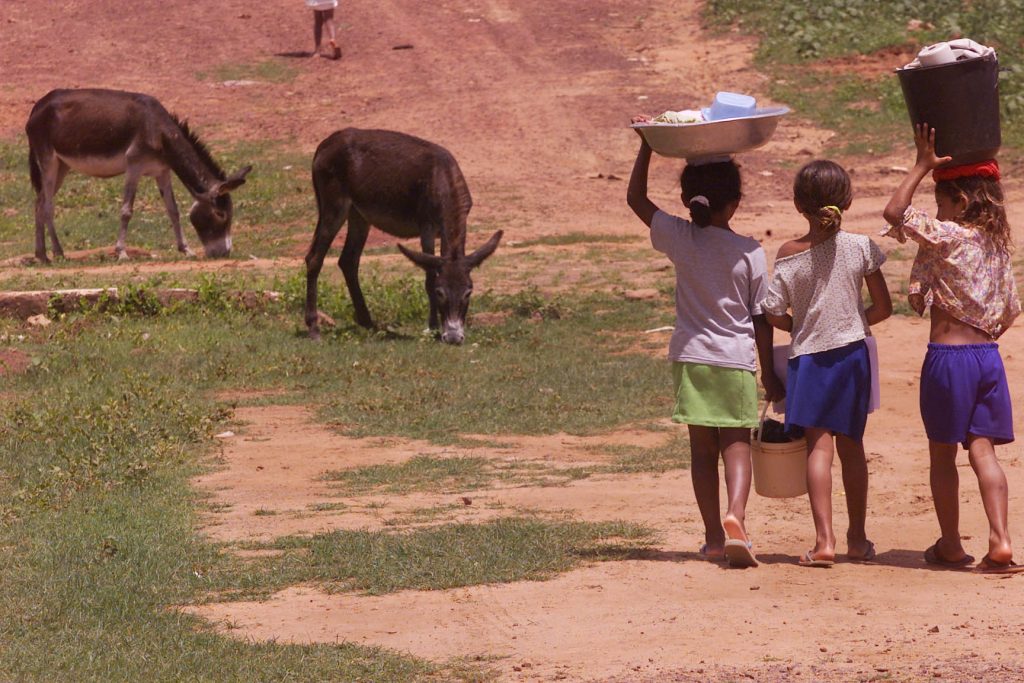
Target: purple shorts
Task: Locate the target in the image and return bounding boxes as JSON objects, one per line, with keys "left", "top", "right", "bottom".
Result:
{"left": 920, "top": 343, "right": 1015, "bottom": 448}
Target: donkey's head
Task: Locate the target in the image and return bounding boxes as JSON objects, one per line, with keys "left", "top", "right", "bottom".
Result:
{"left": 398, "top": 230, "right": 503, "bottom": 345}
{"left": 188, "top": 165, "right": 252, "bottom": 258}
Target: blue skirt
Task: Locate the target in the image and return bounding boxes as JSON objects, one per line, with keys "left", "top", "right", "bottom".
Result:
{"left": 785, "top": 340, "right": 871, "bottom": 441}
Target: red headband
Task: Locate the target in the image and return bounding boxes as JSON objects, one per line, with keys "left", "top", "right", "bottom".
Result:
{"left": 933, "top": 159, "right": 1000, "bottom": 182}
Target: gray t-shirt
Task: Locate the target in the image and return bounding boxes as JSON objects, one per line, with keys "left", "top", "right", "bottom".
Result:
{"left": 650, "top": 210, "right": 769, "bottom": 372}
{"left": 760, "top": 230, "right": 886, "bottom": 358}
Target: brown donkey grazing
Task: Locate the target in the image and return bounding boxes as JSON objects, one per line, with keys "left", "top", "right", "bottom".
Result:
{"left": 305, "top": 128, "right": 502, "bottom": 344}
{"left": 26, "top": 88, "right": 252, "bottom": 262}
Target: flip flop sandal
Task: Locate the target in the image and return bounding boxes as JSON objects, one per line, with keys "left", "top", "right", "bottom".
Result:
{"left": 329, "top": 40, "right": 342, "bottom": 60}
{"left": 923, "top": 540, "right": 974, "bottom": 569}
{"left": 847, "top": 540, "right": 877, "bottom": 563}
{"left": 724, "top": 539, "right": 758, "bottom": 568}
{"left": 975, "top": 554, "right": 1024, "bottom": 575}
{"left": 798, "top": 550, "right": 835, "bottom": 568}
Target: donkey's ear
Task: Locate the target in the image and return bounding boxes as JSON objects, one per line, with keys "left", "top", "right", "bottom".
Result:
{"left": 397, "top": 242, "right": 445, "bottom": 271}
{"left": 214, "top": 165, "right": 253, "bottom": 196}
{"left": 466, "top": 230, "right": 503, "bottom": 269}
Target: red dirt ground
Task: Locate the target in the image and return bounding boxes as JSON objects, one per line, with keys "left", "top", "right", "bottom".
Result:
{"left": 4, "top": 1, "right": 1024, "bottom": 681}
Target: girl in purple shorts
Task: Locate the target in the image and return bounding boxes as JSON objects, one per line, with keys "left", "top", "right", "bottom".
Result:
{"left": 762, "top": 160, "right": 893, "bottom": 567}
{"left": 883, "top": 124, "right": 1022, "bottom": 574}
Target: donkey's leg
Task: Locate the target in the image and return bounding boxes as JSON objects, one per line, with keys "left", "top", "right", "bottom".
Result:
{"left": 155, "top": 170, "right": 193, "bottom": 257}
{"left": 304, "top": 195, "right": 349, "bottom": 339}
{"left": 340, "top": 209, "right": 373, "bottom": 329}
{"left": 115, "top": 167, "right": 144, "bottom": 260}
{"left": 46, "top": 163, "right": 70, "bottom": 260}
{"left": 32, "top": 152, "right": 65, "bottom": 262}
{"left": 420, "top": 229, "right": 439, "bottom": 331}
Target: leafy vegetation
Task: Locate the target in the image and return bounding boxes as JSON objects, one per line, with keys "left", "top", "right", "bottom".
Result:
{"left": 705, "top": 0, "right": 1024, "bottom": 151}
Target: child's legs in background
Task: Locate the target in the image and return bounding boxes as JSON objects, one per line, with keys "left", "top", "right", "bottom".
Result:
{"left": 322, "top": 9, "right": 337, "bottom": 45}
{"left": 967, "top": 435, "right": 1013, "bottom": 563}
{"left": 836, "top": 434, "right": 869, "bottom": 555}
{"left": 805, "top": 427, "right": 836, "bottom": 559}
{"left": 313, "top": 10, "right": 325, "bottom": 50}
{"left": 928, "top": 440, "right": 967, "bottom": 559}
{"left": 688, "top": 425, "right": 725, "bottom": 553}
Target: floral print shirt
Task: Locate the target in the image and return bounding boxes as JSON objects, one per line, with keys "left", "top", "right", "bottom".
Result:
{"left": 881, "top": 207, "right": 1021, "bottom": 338}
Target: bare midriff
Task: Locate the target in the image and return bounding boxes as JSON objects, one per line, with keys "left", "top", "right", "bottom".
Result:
{"left": 929, "top": 305, "right": 994, "bottom": 344}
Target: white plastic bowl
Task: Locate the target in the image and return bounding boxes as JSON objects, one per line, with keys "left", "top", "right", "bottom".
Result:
{"left": 632, "top": 107, "right": 790, "bottom": 160}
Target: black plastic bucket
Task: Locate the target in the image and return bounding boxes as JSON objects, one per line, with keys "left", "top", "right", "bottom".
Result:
{"left": 896, "top": 53, "right": 1000, "bottom": 165}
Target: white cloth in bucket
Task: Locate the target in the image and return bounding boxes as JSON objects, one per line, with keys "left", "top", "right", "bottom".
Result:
{"left": 902, "top": 39, "right": 995, "bottom": 69}
{"left": 770, "top": 338, "right": 879, "bottom": 414}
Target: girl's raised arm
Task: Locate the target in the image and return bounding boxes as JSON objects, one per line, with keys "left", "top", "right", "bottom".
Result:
{"left": 627, "top": 133, "right": 660, "bottom": 227}
{"left": 883, "top": 124, "right": 952, "bottom": 227}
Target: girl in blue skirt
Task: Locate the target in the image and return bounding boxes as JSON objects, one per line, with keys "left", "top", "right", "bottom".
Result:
{"left": 762, "top": 160, "right": 892, "bottom": 567}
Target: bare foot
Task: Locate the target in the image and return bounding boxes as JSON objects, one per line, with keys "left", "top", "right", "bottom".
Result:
{"left": 846, "top": 539, "right": 876, "bottom": 562}
{"left": 798, "top": 549, "right": 835, "bottom": 567}
{"left": 987, "top": 540, "right": 1013, "bottom": 566}
{"left": 806, "top": 544, "right": 836, "bottom": 563}
{"left": 846, "top": 533, "right": 875, "bottom": 561}
{"left": 723, "top": 514, "right": 748, "bottom": 543}
{"left": 699, "top": 543, "right": 725, "bottom": 561}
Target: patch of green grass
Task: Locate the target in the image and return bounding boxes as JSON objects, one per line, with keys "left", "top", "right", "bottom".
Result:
{"left": 598, "top": 431, "right": 691, "bottom": 474}
{"left": 323, "top": 455, "right": 596, "bottom": 496}
{"left": 382, "top": 504, "right": 463, "bottom": 527}
{"left": 323, "top": 455, "right": 494, "bottom": 494}
{"left": 0, "top": 367, "right": 442, "bottom": 681}
{"left": 221, "top": 517, "right": 656, "bottom": 597}
{"left": 307, "top": 501, "right": 348, "bottom": 512}
{"left": 0, "top": 137, "right": 315, "bottom": 262}
{"left": 511, "top": 233, "right": 639, "bottom": 248}
{"left": 196, "top": 60, "right": 298, "bottom": 84}
{"left": 0, "top": 289, "right": 673, "bottom": 679}
{"left": 705, "top": 0, "right": 1024, "bottom": 150}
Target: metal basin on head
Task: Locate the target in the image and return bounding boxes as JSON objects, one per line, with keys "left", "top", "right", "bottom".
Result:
{"left": 632, "top": 107, "right": 790, "bottom": 160}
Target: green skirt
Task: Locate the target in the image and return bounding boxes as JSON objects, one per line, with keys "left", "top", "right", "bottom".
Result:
{"left": 671, "top": 362, "right": 758, "bottom": 428}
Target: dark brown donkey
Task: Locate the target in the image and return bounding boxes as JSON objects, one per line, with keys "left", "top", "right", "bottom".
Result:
{"left": 305, "top": 128, "right": 502, "bottom": 344}
{"left": 26, "top": 88, "right": 252, "bottom": 262}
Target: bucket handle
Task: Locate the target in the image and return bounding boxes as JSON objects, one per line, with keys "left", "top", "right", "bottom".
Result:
{"left": 755, "top": 401, "right": 771, "bottom": 449}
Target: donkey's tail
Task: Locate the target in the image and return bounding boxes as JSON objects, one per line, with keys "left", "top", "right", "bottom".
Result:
{"left": 28, "top": 144, "right": 42, "bottom": 193}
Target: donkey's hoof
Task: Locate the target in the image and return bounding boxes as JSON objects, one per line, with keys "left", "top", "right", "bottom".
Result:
{"left": 115, "top": 250, "right": 130, "bottom": 262}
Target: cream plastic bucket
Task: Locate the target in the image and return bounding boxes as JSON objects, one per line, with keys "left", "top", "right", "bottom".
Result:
{"left": 751, "top": 404, "right": 808, "bottom": 498}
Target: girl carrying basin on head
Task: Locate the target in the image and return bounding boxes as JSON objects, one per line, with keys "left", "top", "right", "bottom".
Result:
{"left": 627, "top": 124, "right": 784, "bottom": 569}
{"left": 761, "top": 159, "right": 892, "bottom": 568}
{"left": 882, "top": 124, "right": 1022, "bottom": 574}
